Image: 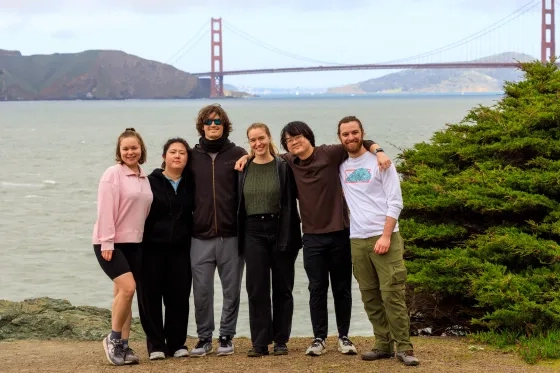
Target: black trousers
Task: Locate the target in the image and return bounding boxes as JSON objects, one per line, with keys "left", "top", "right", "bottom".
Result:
{"left": 244, "top": 215, "right": 299, "bottom": 348}
{"left": 302, "top": 228, "right": 352, "bottom": 340}
{"left": 137, "top": 247, "right": 192, "bottom": 355}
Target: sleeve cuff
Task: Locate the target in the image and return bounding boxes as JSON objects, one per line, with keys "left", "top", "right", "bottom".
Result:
{"left": 100, "top": 242, "right": 114, "bottom": 251}
{"left": 387, "top": 207, "right": 402, "bottom": 220}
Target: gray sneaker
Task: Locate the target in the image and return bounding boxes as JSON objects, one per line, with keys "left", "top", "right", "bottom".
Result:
{"left": 124, "top": 346, "right": 140, "bottom": 364}
{"left": 217, "top": 335, "right": 234, "bottom": 356}
{"left": 102, "top": 335, "right": 126, "bottom": 366}
{"left": 396, "top": 350, "right": 420, "bottom": 366}
{"left": 361, "top": 349, "right": 394, "bottom": 361}
{"left": 190, "top": 339, "right": 213, "bottom": 357}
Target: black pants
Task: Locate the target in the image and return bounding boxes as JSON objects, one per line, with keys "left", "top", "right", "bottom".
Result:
{"left": 302, "top": 228, "right": 352, "bottom": 340}
{"left": 137, "top": 247, "right": 192, "bottom": 355}
{"left": 244, "top": 215, "right": 298, "bottom": 348}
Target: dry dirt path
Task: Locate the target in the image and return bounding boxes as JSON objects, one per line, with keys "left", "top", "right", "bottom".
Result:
{"left": 1, "top": 336, "right": 559, "bottom": 373}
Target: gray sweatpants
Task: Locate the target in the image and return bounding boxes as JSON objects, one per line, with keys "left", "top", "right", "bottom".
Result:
{"left": 190, "top": 236, "right": 245, "bottom": 340}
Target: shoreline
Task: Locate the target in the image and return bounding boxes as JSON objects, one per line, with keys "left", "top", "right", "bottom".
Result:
{"left": 0, "top": 91, "right": 502, "bottom": 103}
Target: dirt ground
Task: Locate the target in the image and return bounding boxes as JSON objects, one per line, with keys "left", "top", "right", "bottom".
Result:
{"left": 1, "top": 336, "right": 559, "bottom": 373}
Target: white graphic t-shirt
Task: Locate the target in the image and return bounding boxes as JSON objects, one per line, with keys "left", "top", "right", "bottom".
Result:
{"left": 339, "top": 151, "right": 403, "bottom": 239}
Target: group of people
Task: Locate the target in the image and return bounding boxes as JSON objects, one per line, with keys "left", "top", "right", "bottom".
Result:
{"left": 91, "top": 103, "right": 420, "bottom": 367}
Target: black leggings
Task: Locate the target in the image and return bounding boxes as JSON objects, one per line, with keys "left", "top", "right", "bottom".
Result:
{"left": 93, "top": 243, "right": 141, "bottom": 281}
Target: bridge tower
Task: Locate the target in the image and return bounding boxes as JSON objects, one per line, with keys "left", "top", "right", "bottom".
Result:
{"left": 210, "top": 17, "right": 224, "bottom": 98}
{"left": 542, "top": 0, "right": 556, "bottom": 62}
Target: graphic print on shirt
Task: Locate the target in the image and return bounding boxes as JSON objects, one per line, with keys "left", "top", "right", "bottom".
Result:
{"left": 344, "top": 168, "right": 372, "bottom": 183}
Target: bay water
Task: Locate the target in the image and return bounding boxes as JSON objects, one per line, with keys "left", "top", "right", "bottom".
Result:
{"left": 0, "top": 94, "right": 499, "bottom": 338}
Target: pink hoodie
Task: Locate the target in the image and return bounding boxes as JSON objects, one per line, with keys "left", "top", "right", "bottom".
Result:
{"left": 92, "top": 163, "right": 153, "bottom": 251}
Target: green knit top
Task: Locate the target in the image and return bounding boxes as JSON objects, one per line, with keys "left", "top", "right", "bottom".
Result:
{"left": 243, "top": 159, "right": 280, "bottom": 215}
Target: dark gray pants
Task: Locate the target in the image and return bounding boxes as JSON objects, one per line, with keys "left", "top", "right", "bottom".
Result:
{"left": 190, "top": 236, "right": 245, "bottom": 340}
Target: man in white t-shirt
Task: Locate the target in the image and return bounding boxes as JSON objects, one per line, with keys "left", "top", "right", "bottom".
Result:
{"left": 337, "top": 116, "right": 419, "bottom": 367}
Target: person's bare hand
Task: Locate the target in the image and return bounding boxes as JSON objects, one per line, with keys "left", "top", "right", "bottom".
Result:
{"left": 234, "top": 155, "right": 250, "bottom": 171}
{"left": 376, "top": 152, "right": 392, "bottom": 170}
{"left": 374, "top": 236, "right": 390, "bottom": 255}
{"left": 101, "top": 250, "right": 113, "bottom": 261}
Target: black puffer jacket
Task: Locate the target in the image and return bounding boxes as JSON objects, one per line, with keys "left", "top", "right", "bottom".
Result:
{"left": 142, "top": 168, "right": 194, "bottom": 249}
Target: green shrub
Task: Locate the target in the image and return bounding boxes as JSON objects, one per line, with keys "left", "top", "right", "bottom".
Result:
{"left": 398, "top": 60, "right": 560, "bottom": 337}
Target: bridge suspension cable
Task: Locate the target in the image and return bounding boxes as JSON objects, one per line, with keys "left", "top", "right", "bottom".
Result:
{"left": 166, "top": 22, "right": 209, "bottom": 65}
{"left": 222, "top": 20, "right": 350, "bottom": 66}
{"left": 381, "top": 0, "right": 541, "bottom": 64}
{"left": 222, "top": 0, "right": 541, "bottom": 67}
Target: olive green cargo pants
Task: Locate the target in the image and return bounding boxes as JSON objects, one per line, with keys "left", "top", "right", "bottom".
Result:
{"left": 350, "top": 232, "right": 413, "bottom": 353}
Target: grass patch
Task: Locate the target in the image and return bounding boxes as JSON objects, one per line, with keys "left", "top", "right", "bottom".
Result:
{"left": 471, "top": 329, "right": 560, "bottom": 364}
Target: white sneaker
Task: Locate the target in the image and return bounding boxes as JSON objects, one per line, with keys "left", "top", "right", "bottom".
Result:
{"left": 305, "top": 338, "right": 326, "bottom": 356}
{"left": 338, "top": 336, "right": 357, "bottom": 355}
{"left": 149, "top": 351, "right": 166, "bottom": 360}
{"left": 173, "top": 348, "right": 189, "bottom": 358}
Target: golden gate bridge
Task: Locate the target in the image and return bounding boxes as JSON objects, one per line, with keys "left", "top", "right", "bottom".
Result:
{"left": 168, "top": 0, "right": 557, "bottom": 98}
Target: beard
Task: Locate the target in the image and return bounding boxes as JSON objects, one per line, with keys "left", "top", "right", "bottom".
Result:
{"left": 342, "top": 138, "right": 364, "bottom": 154}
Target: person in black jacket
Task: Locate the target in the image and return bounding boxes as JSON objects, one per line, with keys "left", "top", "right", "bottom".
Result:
{"left": 237, "top": 122, "right": 302, "bottom": 357}
{"left": 188, "top": 104, "right": 248, "bottom": 357}
{"left": 137, "top": 137, "right": 194, "bottom": 360}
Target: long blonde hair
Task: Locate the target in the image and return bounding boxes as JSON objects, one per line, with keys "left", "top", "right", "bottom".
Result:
{"left": 246, "top": 122, "right": 279, "bottom": 157}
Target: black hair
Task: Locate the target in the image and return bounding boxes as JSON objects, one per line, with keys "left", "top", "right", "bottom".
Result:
{"left": 161, "top": 137, "right": 191, "bottom": 169}
{"left": 279, "top": 121, "right": 316, "bottom": 151}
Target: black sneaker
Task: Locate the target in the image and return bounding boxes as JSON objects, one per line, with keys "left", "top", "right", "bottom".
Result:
{"left": 217, "top": 335, "right": 234, "bottom": 356}
{"left": 272, "top": 343, "right": 288, "bottom": 356}
{"left": 247, "top": 346, "right": 269, "bottom": 357}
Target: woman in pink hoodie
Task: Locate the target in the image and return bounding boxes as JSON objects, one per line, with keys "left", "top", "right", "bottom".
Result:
{"left": 92, "top": 128, "right": 153, "bottom": 366}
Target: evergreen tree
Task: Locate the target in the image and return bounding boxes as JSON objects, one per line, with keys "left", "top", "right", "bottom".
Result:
{"left": 398, "top": 60, "right": 560, "bottom": 336}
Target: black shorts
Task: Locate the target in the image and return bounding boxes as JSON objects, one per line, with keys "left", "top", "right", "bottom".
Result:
{"left": 93, "top": 243, "right": 141, "bottom": 281}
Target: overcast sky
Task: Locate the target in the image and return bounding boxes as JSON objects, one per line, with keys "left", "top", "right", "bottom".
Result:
{"left": 0, "top": 0, "right": 546, "bottom": 88}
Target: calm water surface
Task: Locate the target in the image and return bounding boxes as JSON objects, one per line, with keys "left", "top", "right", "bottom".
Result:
{"left": 0, "top": 95, "right": 499, "bottom": 338}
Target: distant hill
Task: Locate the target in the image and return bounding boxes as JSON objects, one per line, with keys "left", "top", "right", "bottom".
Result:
{"left": 0, "top": 49, "right": 200, "bottom": 100}
{"left": 224, "top": 84, "right": 238, "bottom": 91}
{"left": 327, "top": 52, "right": 536, "bottom": 94}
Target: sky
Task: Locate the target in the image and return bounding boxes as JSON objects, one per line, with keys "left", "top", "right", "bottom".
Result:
{"left": 0, "top": 0, "right": 548, "bottom": 89}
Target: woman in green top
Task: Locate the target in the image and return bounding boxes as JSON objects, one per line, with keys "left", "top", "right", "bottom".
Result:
{"left": 237, "top": 123, "right": 302, "bottom": 357}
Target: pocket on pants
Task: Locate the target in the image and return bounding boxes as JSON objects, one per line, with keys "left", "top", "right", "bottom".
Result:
{"left": 389, "top": 260, "right": 407, "bottom": 285}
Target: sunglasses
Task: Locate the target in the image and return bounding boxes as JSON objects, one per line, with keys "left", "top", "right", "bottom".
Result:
{"left": 204, "top": 119, "right": 222, "bottom": 126}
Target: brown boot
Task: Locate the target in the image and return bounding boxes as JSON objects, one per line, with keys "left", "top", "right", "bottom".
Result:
{"left": 396, "top": 350, "right": 420, "bottom": 366}
{"left": 361, "top": 349, "right": 393, "bottom": 361}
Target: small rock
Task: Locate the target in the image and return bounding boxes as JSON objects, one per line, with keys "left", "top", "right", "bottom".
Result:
{"left": 468, "top": 345, "right": 484, "bottom": 351}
